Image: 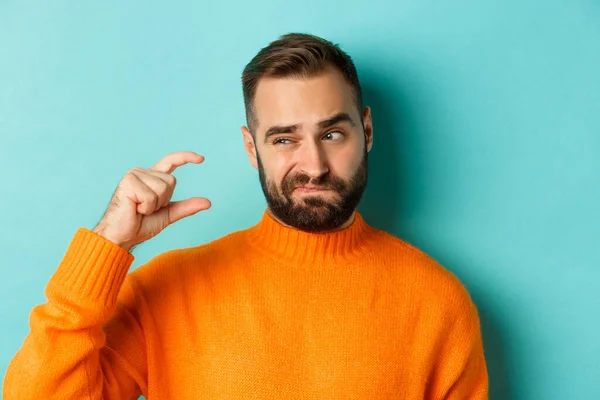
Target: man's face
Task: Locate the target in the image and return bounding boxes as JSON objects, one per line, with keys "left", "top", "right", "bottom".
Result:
{"left": 242, "top": 67, "right": 373, "bottom": 233}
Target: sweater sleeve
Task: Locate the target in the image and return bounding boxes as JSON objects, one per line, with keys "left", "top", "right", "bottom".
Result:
{"left": 3, "top": 228, "right": 148, "bottom": 400}
{"left": 429, "top": 284, "right": 489, "bottom": 400}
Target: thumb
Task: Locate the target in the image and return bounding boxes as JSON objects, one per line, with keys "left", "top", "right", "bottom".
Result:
{"left": 167, "top": 197, "right": 211, "bottom": 225}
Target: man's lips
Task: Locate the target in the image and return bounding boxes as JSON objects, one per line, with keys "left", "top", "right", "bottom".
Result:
{"left": 293, "top": 185, "right": 331, "bottom": 193}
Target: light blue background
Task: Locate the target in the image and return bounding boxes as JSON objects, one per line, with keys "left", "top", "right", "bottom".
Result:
{"left": 1, "top": 1, "right": 598, "bottom": 399}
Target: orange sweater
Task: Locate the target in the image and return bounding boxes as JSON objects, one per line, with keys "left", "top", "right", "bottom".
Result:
{"left": 4, "top": 211, "right": 488, "bottom": 399}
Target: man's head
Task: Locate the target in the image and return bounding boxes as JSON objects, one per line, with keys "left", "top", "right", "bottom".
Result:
{"left": 241, "top": 33, "right": 373, "bottom": 233}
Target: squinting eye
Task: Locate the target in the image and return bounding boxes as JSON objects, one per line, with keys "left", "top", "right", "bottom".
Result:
{"left": 273, "top": 138, "right": 292, "bottom": 145}
{"left": 324, "top": 131, "right": 344, "bottom": 141}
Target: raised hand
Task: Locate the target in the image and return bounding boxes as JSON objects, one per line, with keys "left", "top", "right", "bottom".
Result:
{"left": 92, "top": 151, "right": 211, "bottom": 251}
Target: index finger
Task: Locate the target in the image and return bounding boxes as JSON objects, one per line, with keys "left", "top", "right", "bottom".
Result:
{"left": 151, "top": 151, "right": 204, "bottom": 174}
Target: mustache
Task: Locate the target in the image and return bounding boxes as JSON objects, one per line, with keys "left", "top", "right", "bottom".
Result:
{"left": 281, "top": 173, "right": 346, "bottom": 196}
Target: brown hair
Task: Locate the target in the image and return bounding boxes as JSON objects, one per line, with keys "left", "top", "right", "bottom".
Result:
{"left": 241, "top": 33, "right": 363, "bottom": 133}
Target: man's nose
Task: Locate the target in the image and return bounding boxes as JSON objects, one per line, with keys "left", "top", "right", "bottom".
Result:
{"left": 297, "top": 141, "right": 329, "bottom": 179}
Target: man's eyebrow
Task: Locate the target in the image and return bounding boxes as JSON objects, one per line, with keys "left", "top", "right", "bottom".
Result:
{"left": 263, "top": 112, "right": 356, "bottom": 144}
{"left": 318, "top": 112, "right": 356, "bottom": 129}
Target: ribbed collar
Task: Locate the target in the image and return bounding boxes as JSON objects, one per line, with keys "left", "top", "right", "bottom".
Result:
{"left": 246, "top": 209, "right": 377, "bottom": 266}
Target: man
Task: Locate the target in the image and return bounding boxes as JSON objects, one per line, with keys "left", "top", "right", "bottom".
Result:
{"left": 4, "top": 33, "right": 488, "bottom": 399}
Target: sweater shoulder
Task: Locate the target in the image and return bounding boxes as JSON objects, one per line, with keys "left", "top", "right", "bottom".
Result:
{"left": 369, "top": 229, "right": 443, "bottom": 271}
{"left": 370, "top": 230, "right": 476, "bottom": 313}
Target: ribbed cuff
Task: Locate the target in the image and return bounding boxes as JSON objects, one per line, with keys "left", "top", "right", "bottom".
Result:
{"left": 45, "top": 228, "right": 135, "bottom": 319}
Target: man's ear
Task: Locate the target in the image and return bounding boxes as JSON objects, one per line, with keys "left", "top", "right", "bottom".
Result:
{"left": 241, "top": 126, "right": 258, "bottom": 169}
{"left": 362, "top": 106, "right": 374, "bottom": 152}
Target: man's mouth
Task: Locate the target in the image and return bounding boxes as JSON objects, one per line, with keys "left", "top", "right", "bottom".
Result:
{"left": 293, "top": 185, "right": 331, "bottom": 193}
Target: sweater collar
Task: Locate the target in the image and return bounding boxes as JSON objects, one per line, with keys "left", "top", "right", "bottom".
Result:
{"left": 246, "top": 208, "right": 377, "bottom": 265}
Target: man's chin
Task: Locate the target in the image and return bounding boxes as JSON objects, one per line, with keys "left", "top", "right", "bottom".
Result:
{"left": 292, "top": 192, "right": 339, "bottom": 204}
{"left": 291, "top": 200, "right": 337, "bottom": 213}
{"left": 293, "top": 202, "right": 340, "bottom": 219}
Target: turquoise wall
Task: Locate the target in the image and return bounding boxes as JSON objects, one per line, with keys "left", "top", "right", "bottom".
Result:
{"left": 1, "top": 1, "right": 598, "bottom": 399}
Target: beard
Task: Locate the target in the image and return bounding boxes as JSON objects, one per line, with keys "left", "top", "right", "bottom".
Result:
{"left": 257, "top": 148, "right": 368, "bottom": 233}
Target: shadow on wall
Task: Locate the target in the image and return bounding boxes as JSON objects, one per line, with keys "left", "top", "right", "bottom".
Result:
{"left": 357, "top": 64, "right": 515, "bottom": 400}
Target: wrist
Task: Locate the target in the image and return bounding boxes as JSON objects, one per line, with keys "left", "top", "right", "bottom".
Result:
{"left": 92, "top": 226, "right": 133, "bottom": 252}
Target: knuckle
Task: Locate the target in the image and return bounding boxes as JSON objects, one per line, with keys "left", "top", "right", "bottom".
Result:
{"left": 123, "top": 173, "right": 134, "bottom": 183}
{"left": 124, "top": 170, "right": 139, "bottom": 182}
{"left": 148, "top": 192, "right": 159, "bottom": 203}
{"left": 158, "top": 181, "right": 170, "bottom": 194}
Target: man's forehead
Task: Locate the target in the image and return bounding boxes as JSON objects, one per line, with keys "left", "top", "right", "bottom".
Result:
{"left": 253, "top": 70, "right": 358, "bottom": 132}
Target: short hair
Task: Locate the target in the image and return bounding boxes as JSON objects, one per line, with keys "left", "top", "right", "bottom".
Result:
{"left": 241, "top": 33, "right": 363, "bottom": 134}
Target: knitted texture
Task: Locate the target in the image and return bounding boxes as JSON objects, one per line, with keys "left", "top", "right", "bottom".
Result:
{"left": 3, "top": 211, "right": 488, "bottom": 399}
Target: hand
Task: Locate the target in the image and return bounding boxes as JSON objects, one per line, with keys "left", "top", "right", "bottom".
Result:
{"left": 92, "top": 151, "right": 211, "bottom": 251}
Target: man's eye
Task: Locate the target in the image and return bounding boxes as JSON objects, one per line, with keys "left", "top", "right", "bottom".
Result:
{"left": 323, "top": 131, "right": 344, "bottom": 141}
{"left": 273, "top": 138, "right": 292, "bottom": 145}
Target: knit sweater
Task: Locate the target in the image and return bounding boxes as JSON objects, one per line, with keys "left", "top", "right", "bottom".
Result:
{"left": 3, "top": 210, "right": 488, "bottom": 399}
